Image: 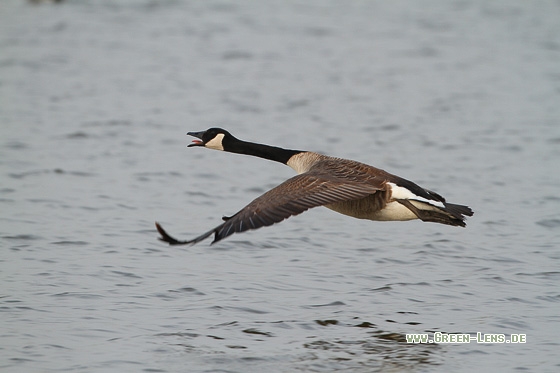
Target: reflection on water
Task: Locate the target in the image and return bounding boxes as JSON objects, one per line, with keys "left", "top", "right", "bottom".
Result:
{"left": 158, "top": 320, "right": 442, "bottom": 372}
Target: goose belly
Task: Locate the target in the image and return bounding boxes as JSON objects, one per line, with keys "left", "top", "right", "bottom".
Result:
{"left": 325, "top": 194, "right": 418, "bottom": 221}
{"left": 367, "top": 201, "right": 418, "bottom": 221}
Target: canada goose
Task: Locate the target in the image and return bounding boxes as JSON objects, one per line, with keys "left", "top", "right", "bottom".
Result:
{"left": 156, "top": 128, "right": 473, "bottom": 245}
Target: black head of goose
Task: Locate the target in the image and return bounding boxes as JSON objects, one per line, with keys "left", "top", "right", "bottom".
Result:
{"left": 156, "top": 128, "right": 473, "bottom": 245}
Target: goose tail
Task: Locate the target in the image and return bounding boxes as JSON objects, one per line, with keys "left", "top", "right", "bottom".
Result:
{"left": 396, "top": 200, "right": 474, "bottom": 227}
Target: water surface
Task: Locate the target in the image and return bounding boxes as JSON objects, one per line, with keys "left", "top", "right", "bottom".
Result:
{"left": 1, "top": 1, "right": 559, "bottom": 372}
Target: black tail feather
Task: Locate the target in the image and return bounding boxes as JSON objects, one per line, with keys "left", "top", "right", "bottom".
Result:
{"left": 442, "top": 202, "right": 474, "bottom": 220}
{"left": 396, "top": 200, "right": 473, "bottom": 227}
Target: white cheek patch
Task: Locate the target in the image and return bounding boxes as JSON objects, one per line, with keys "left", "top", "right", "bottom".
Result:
{"left": 204, "top": 133, "right": 225, "bottom": 151}
{"left": 387, "top": 182, "right": 445, "bottom": 208}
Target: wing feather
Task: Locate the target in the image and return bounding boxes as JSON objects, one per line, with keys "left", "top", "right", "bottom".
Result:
{"left": 157, "top": 166, "right": 383, "bottom": 245}
{"left": 209, "top": 173, "right": 380, "bottom": 243}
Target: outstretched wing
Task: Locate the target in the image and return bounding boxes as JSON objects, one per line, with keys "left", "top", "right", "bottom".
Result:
{"left": 156, "top": 170, "right": 382, "bottom": 245}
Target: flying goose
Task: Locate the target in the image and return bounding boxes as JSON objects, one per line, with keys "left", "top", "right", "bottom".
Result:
{"left": 156, "top": 128, "right": 473, "bottom": 245}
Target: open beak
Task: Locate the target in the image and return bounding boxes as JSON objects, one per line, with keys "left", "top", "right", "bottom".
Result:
{"left": 187, "top": 130, "right": 205, "bottom": 147}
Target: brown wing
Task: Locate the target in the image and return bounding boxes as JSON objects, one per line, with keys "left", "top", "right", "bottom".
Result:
{"left": 156, "top": 168, "right": 383, "bottom": 245}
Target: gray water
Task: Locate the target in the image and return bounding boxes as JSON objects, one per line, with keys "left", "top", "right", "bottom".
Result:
{"left": 1, "top": 0, "right": 560, "bottom": 372}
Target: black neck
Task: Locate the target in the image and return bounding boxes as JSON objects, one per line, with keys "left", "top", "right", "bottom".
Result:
{"left": 226, "top": 139, "right": 302, "bottom": 165}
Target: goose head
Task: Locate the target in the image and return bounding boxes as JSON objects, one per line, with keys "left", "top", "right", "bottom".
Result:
{"left": 187, "top": 128, "right": 235, "bottom": 151}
